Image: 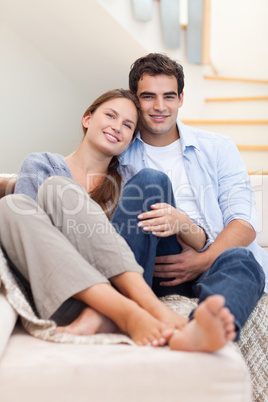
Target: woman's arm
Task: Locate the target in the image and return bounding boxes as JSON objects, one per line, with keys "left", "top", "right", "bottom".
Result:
{"left": 137, "top": 202, "right": 207, "bottom": 250}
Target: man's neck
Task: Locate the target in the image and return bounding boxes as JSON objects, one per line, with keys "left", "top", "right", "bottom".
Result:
{"left": 140, "top": 127, "right": 179, "bottom": 147}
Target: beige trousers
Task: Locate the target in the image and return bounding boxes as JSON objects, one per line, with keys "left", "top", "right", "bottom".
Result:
{"left": 0, "top": 177, "right": 143, "bottom": 324}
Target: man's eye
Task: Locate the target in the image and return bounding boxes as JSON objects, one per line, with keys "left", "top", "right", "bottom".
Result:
{"left": 165, "top": 96, "right": 176, "bottom": 100}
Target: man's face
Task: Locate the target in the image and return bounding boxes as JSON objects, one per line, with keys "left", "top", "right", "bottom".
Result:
{"left": 136, "top": 73, "right": 183, "bottom": 145}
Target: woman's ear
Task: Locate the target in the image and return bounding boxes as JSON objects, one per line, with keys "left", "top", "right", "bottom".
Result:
{"left": 82, "top": 113, "right": 91, "bottom": 128}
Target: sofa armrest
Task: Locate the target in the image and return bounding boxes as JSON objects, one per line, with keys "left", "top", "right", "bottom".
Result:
{"left": 0, "top": 176, "right": 16, "bottom": 199}
{"left": 0, "top": 288, "right": 18, "bottom": 360}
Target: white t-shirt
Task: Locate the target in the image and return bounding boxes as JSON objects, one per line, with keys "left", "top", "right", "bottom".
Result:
{"left": 144, "top": 139, "right": 202, "bottom": 223}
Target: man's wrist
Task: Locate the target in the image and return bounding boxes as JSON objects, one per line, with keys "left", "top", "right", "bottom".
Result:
{"left": 201, "top": 249, "right": 216, "bottom": 272}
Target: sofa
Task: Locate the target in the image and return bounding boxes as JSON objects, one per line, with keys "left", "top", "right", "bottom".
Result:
{"left": 0, "top": 174, "right": 267, "bottom": 402}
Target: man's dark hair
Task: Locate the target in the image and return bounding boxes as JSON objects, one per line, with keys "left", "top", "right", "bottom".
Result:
{"left": 129, "top": 53, "right": 184, "bottom": 95}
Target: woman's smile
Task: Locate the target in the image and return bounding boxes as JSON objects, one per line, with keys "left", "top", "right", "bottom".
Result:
{"left": 103, "top": 132, "right": 120, "bottom": 143}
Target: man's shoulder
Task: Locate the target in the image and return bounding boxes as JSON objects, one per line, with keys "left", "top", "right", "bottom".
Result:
{"left": 180, "top": 121, "right": 230, "bottom": 142}
{"left": 179, "top": 121, "right": 235, "bottom": 152}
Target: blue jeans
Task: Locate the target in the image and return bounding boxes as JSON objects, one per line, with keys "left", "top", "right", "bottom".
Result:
{"left": 112, "top": 168, "right": 265, "bottom": 339}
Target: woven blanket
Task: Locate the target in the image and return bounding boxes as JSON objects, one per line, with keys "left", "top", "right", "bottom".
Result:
{"left": 0, "top": 248, "right": 267, "bottom": 401}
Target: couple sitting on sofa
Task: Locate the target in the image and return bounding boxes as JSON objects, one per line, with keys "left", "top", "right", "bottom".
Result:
{"left": 0, "top": 53, "right": 266, "bottom": 351}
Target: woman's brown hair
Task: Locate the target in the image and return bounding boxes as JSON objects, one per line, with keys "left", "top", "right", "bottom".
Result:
{"left": 82, "top": 89, "right": 140, "bottom": 219}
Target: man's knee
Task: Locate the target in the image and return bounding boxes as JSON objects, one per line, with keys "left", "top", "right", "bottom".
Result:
{"left": 213, "top": 247, "right": 265, "bottom": 287}
{"left": 134, "top": 168, "right": 171, "bottom": 187}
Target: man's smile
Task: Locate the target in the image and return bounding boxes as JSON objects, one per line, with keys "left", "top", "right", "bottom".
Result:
{"left": 149, "top": 114, "right": 169, "bottom": 122}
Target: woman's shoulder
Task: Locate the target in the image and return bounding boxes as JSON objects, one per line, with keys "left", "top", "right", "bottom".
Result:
{"left": 23, "top": 152, "right": 64, "bottom": 165}
{"left": 20, "top": 152, "right": 70, "bottom": 174}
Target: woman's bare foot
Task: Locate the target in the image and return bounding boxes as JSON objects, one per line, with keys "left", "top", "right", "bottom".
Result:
{"left": 148, "top": 301, "right": 188, "bottom": 330}
{"left": 54, "top": 305, "right": 173, "bottom": 347}
{"left": 55, "top": 307, "right": 119, "bottom": 335}
{"left": 169, "top": 295, "right": 236, "bottom": 352}
{"left": 124, "top": 307, "right": 174, "bottom": 346}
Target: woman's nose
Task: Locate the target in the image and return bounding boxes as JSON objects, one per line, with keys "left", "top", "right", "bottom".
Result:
{"left": 112, "top": 122, "right": 121, "bottom": 133}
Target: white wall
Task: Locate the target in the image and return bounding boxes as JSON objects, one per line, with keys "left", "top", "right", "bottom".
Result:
{"left": 0, "top": 0, "right": 146, "bottom": 172}
{"left": 1, "top": 0, "right": 268, "bottom": 172}
{"left": 0, "top": 23, "right": 86, "bottom": 172}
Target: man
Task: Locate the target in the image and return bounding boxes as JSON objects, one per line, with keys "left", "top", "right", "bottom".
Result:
{"left": 121, "top": 52, "right": 267, "bottom": 339}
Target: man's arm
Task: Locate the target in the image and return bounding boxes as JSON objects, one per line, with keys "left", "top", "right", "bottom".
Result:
{"left": 154, "top": 218, "right": 256, "bottom": 286}
{"left": 154, "top": 134, "right": 258, "bottom": 286}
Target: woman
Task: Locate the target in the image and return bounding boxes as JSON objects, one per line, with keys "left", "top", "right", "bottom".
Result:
{"left": 0, "top": 89, "right": 235, "bottom": 351}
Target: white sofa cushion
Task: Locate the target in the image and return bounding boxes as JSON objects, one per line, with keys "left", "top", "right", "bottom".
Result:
{"left": 0, "top": 324, "right": 251, "bottom": 402}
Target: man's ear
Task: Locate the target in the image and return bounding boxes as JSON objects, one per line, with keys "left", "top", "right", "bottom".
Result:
{"left": 82, "top": 113, "right": 91, "bottom": 128}
{"left": 178, "top": 91, "right": 184, "bottom": 108}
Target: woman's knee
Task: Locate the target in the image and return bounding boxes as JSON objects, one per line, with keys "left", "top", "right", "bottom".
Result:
{"left": 37, "top": 176, "right": 104, "bottom": 222}
{"left": 37, "top": 176, "right": 78, "bottom": 206}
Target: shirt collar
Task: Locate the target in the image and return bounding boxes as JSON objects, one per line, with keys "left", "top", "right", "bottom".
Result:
{"left": 135, "top": 120, "right": 200, "bottom": 152}
{"left": 177, "top": 120, "right": 200, "bottom": 152}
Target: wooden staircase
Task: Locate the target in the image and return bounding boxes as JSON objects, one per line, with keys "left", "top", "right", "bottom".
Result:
{"left": 182, "top": 75, "right": 268, "bottom": 174}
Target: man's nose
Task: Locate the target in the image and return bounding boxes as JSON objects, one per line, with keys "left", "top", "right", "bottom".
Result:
{"left": 153, "top": 97, "right": 165, "bottom": 111}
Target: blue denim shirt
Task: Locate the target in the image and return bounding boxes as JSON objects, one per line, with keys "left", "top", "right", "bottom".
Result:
{"left": 122, "top": 120, "right": 268, "bottom": 291}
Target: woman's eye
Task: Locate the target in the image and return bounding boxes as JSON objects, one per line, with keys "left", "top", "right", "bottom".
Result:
{"left": 107, "top": 113, "right": 115, "bottom": 119}
{"left": 124, "top": 123, "right": 131, "bottom": 129}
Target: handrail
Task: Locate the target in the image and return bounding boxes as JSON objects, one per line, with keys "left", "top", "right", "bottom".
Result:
{"left": 248, "top": 171, "right": 268, "bottom": 175}
{"left": 205, "top": 96, "right": 268, "bottom": 102}
{"left": 204, "top": 75, "right": 268, "bottom": 84}
{"left": 237, "top": 145, "right": 268, "bottom": 151}
{"left": 181, "top": 120, "right": 268, "bottom": 125}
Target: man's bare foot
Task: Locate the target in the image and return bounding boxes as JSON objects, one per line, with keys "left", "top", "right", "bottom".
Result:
{"left": 169, "top": 295, "right": 236, "bottom": 352}
{"left": 55, "top": 307, "right": 119, "bottom": 335}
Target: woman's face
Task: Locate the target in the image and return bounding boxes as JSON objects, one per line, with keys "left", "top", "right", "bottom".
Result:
{"left": 83, "top": 98, "right": 138, "bottom": 157}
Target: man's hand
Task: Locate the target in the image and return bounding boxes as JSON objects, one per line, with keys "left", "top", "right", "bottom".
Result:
{"left": 154, "top": 219, "right": 256, "bottom": 287}
{"left": 154, "top": 237, "right": 210, "bottom": 286}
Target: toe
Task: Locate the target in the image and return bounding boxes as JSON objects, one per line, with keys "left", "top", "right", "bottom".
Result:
{"left": 206, "top": 295, "right": 226, "bottom": 314}
{"left": 162, "top": 328, "right": 174, "bottom": 340}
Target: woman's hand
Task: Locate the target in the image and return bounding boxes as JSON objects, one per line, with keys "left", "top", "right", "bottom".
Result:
{"left": 137, "top": 203, "right": 186, "bottom": 237}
